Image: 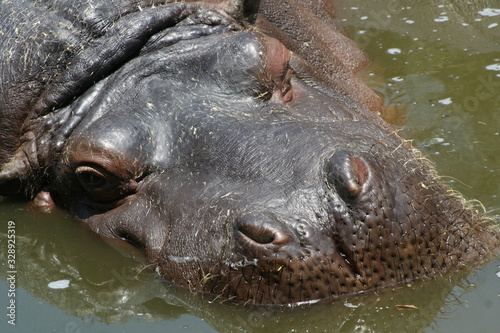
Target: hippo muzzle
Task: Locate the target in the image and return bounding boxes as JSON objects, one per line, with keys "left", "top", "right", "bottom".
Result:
{"left": 0, "top": 1, "right": 498, "bottom": 305}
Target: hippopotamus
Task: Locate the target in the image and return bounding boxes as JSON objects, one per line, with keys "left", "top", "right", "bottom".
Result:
{"left": 0, "top": 0, "right": 498, "bottom": 305}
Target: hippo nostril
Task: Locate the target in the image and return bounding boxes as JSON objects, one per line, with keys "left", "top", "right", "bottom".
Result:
{"left": 236, "top": 213, "right": 291, "bottom": 245}
{"left": 238, "top": 224, "right": 276, "bottom": 244}
{"left": 326, "top": 150, "right": 370, "bottom": 202}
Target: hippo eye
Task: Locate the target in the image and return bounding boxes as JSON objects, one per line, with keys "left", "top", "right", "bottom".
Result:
{"left": 269, "top": 64, "right": 294, "bottom": 104}
{"left": 280, "top": 66, "right": 294, "bottom": 102}
{"left": 76, "top": 167, "right": 107, "bottom": 188}
{"left": 75, "top": 165, "right": 126, "bottom": 202}
{"left": 260, "top": 37, "right": 295, "bottom": 104}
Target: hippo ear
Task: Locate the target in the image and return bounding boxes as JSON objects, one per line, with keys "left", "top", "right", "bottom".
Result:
{"left": 246, "top": 0, "right": 382, "bottom": 112}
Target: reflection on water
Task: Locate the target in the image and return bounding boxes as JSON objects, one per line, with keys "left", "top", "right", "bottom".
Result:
{"left": 335, "top": 1, "right": 500, "bottom": 332}
{"left": 336, "top": 0, "right": 500, "bottom": 213}
{"left": 0, "top": 199, "right": 497, "bottom": 332}
{"left": 1, "top": 0, "right": 499, "bottom": 332}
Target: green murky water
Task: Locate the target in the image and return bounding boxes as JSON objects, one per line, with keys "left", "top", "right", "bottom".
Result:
{"left": 1, "top": 1, "right": 499, "bottom": 332}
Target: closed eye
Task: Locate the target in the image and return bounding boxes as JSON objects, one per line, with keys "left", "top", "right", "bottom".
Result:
{"left": 258, "top": 36, "right": 296, "bottom": 104}
{"left": 279, "top": 65, "right": 294, "bottom": 103}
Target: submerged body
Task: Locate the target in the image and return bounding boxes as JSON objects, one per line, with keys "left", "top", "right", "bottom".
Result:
{"left": 0, "top": 0, "right": 498, "bottom": 304}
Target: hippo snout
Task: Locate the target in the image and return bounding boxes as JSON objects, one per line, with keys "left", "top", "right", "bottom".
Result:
{"left": 235, "top": 150, "right": 373, "bottom": 248}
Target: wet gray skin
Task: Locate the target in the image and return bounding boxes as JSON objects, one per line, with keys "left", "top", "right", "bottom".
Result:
{"left": 0, "top": 1, "right": 498, "bottom": 304}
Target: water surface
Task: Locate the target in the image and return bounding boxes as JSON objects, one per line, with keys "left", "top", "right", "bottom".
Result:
{"left": 1, "top": 0, "right": 499, "bottom": 332}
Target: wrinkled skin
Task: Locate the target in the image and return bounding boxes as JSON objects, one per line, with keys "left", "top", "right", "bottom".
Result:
{"left": 0, "top": 0, "right": 498, "bottom": 304}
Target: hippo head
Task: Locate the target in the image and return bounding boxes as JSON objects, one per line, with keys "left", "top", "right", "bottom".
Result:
{"left": 0, "top": 2, "right": 497, "bottom": 304}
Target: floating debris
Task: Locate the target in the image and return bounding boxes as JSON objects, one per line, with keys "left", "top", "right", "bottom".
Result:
{"left": 478, "top": 8, "right": 500, "bottom": 17}
{"left": 48, "top": 279, "right": 70, "bottom": 289}
{"left": 395, "top": 304, "right": 419, "bottom": 311}
{"left": 387, "top": 48, "right": 402, "bottom": 55}
{"left": 485, "top": 63, "right": 500, "bottom": 71}
{"left": 344, "top": 302, "right": 360, "bottom": 309}
{"left": 422, "top": 137, "right": 445, "bottom": 148}
{"left": 434, "top": 16, "right": 449, "bottom": 22}
{"left": 438, "top": 97, "right": 452, "bottom": 105}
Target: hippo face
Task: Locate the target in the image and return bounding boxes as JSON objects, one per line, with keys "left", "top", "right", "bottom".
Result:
{"left": 43, "top": 31, "right": 486, "bottom": 303}
{"left": 0, "top": 2, "right": 497, "bottom": 305}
